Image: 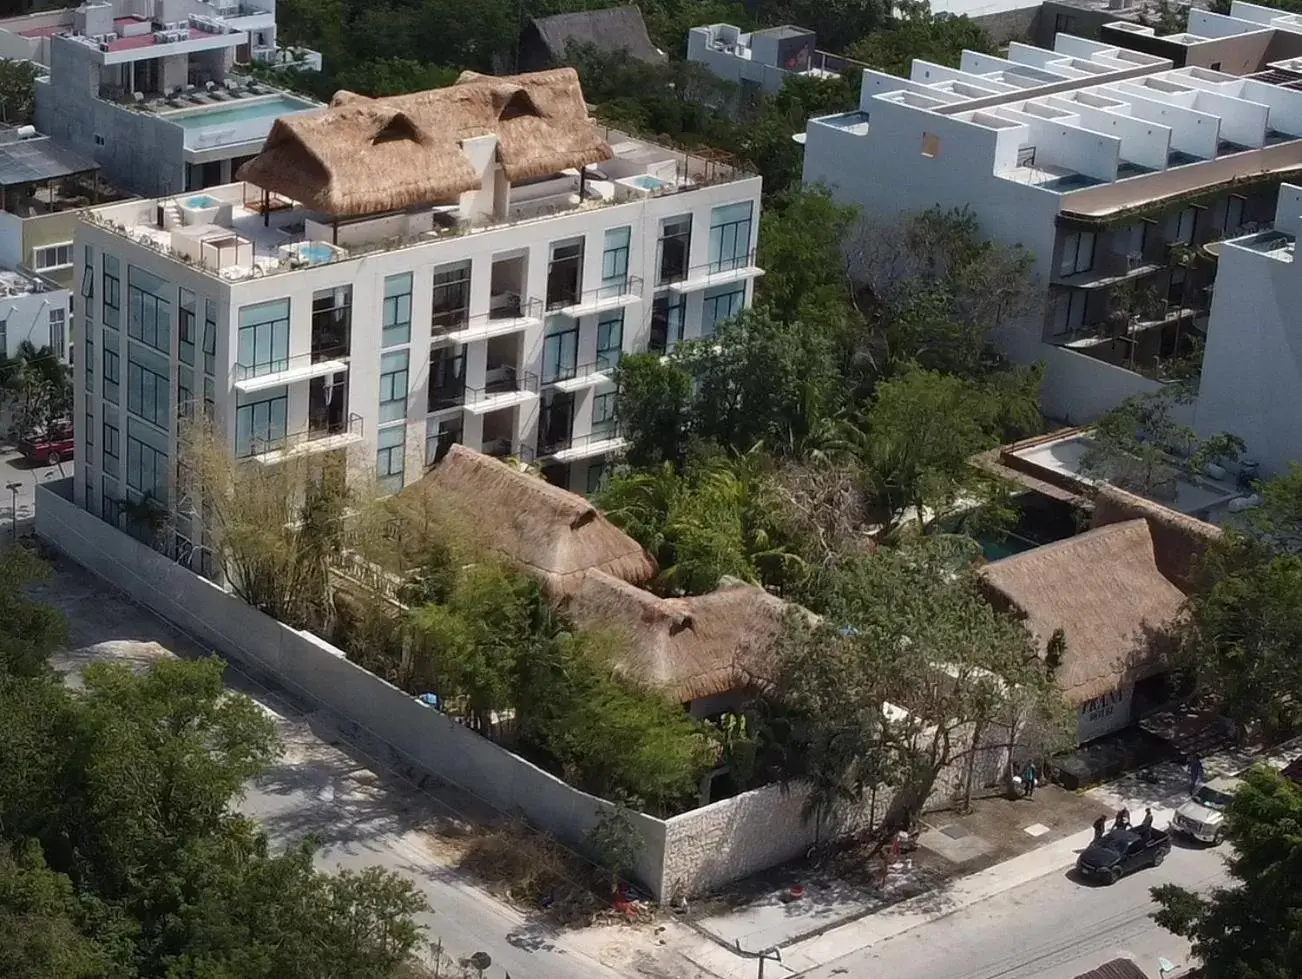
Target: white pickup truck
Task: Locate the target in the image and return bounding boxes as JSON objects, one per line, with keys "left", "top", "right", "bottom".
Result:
{"left": 1171, "top": 776, "right": 1241, "bottom": 845}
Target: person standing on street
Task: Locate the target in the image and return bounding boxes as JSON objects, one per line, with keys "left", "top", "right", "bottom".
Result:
{"left": 1139, "top": 807, "right": 1154, "bottom": 838}
{"left": 1022, "top": 761, "right": 1037, "bottom": 799}
{"left": 1093, "top": 815, "right": 1107, "bottom": 840}
{"left": 1113, "top": 808, "right": 1130, "bottom": 831}
{"left": 1188, "top": 755, "right": 1205, "bottom": 794}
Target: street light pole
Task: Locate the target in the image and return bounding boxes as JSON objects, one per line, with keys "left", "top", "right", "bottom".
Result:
{"left": 6, "top": 481, "right": 21, "bottom": 541}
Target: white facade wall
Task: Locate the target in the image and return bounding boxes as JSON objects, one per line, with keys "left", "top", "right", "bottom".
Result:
{"left": 0, "top": 282, "right": 71, "bottom": 360}
{"left": 1193, "top": 187, "right": 1302, "bottom": 476}
{"left": 72, "top": 175, "right": 762, "bottom": 537}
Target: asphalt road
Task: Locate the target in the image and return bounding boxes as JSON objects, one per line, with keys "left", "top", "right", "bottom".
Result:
{"left": 801, "top": 838, "right": 1228, "bottom": 979}
{"left": 38, "top": 558, "right": 617, "bottom": 979}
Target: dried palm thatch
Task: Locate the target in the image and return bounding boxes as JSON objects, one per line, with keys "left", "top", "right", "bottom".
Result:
{"left": 560, "top": 570, "right": 814, "bottom": 703}
{"left": 980, "top": 519, "right": 1185, "bottom": 705}
{"left": 237, "top": 67, "right": 611, "bottom": 217}
{"left": 1090, "top": 485, "right": 1221, "bottom": 593}
{"left": 401, "top": 445, "right": 655, "bottom": 593}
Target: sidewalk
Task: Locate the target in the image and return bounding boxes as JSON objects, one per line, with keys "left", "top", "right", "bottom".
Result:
{"left": 628, "top": 777, "right": 1198, "bottom": 979}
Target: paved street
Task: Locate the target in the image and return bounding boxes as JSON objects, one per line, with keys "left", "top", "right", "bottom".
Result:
{"left": 800, "top": 840, "right": 1227, "bottom": 979}
{"left": 0, "top": 444, "right": 67, "bottom": 530}
{"left": 36, "top": 557, "right": 618, "bottom": 979}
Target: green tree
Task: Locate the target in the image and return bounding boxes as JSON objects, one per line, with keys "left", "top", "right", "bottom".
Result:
{"left": 1079, "top": 387, "right": 1245, "bottom": 497}
{"left": 853, "top": 364, "right": 1040, "bottom": 534}
{"left": 1151, "top": 766, "right": 1302, "bottom": 979}
{"left": 847, "top": 1, "right": 994, "bottom": 77}
{"left": 756, "top": 184, "right": 860, "bottom": 326}
{"left": 583, "top": 804, "right": 646, "bottom": 895}
{"left": 0, "top": 841, "right": 111, "bottom": 979}
{"left": 516, "top": 630, "right": 715, "bottom": 814}
{"left": 613, "top": 352, "right": 694, "bottom": 469}
{"left": 0, "top": 58, "right": 41, "bottom": 125}
{"left": 0, "top": 341, "right": 73, "bottom": 440}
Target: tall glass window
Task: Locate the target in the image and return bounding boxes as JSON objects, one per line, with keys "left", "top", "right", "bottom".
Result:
{"left": 376, "top": 425, "right": 406, "bottom": 495}
{"left": 237, "top": 299, "right": 290, "bottom": 377}
{"left": 601, "top": 226, "right": 630, "bottom": 290}
{"left": 126, "top": 435, "right": 167, "bottom": 501}
{"left": 203, "top": 299, "right": 218, "bottom": 376}
{"left": 382, "top": 273, "right": 412, "bottom": 347}
{"left": 702, "top": 285, "right": 746, "bottom": 337}
{"left": 592, "top": 389, "right": 618, "bottom": 437}
{"left": 235, "top": 395, "right": 288, "bottom": 458}
{"left": 379, "top": 350, "right": 409, "bottom": 423}
{"left": 178, "top": 288, "right": 196, "bottom": 365}
{"left": 126, "top": 358, "right": 170, "bottom": 429}
{"left": 546, "top": 238, "right": 583, "bottom": 310}
{"left": 102, "top": 254, "right": 120, "bottom": 330}
{"left": 542, "top": 316, "right": 578, "bottom": 383}
{"left": 431, "top": 261, "right": 471, "bottom": 332}
{"left": 708, "top": 201, "right": 753, "bottom": 273}
{"left": 127, "top": 266, "right": 172, "bottom": 353}
{"left": 596, "top": 310, "right": 623, "bottom": 370}
{"left": 658, "top": 216, "right": 691, "bottom": 285}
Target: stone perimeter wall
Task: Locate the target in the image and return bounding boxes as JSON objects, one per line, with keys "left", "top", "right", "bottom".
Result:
{"left": 36, "top": 479, "right": 990, "bottom": 898}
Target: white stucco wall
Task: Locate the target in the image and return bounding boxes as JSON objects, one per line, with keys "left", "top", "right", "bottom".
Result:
{"left": 1193, "top": 223, "right": 1302, "bottom": 476}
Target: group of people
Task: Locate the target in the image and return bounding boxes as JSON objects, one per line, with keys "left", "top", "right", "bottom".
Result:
{"left": 1093, "top": 806, "right": 1154, "bottom": 839}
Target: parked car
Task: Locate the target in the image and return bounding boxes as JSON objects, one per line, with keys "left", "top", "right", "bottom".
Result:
{"left": 1076, "top": 828, "right": 1171, "bottom": 884}
{"left": 1172, "top": 776, "right": 1241, "bottom": 845}
{"left": 17, "top": 427, "right": 74, "bottom": 466}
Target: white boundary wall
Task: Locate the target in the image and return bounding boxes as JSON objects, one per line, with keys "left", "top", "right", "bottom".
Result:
{"left": 40, "top": 479, "right": 931, "bottom": 897}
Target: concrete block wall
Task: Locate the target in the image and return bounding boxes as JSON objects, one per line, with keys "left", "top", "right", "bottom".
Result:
{"left": 36, "top": 478, "right": 998, "bottom": 898}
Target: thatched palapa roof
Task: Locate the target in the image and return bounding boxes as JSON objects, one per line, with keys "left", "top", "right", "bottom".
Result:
{"left": 561, "top": 570, "right": 810, "bottom": 703}
{"left": 403, "top": 445, "right": 655, "bottom": 594}
{"left": 522, "top": 6, "right": 666, "bottom": 70}
{"left": 1090, "top": 484, "right": 1221, "bottom": 594}
{"left": 237, "top": 67, "right": 613, "bottom": 217}
{"left": 980, "top": 520, "right": 1186, "bottom": 705}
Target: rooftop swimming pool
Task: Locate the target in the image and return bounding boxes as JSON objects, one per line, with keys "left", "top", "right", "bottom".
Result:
{"left": 167, "top": 95, "right": 318, "bottom": 130}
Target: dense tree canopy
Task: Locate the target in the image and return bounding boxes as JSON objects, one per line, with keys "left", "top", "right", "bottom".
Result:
{"left": 0, "top": 551, "right": 431, "bottom": 978}
{"left": 1152, "top": 767, "right": 1302, "bottom": 979}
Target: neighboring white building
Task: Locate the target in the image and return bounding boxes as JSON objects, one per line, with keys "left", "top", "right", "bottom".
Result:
{"left": 1194, "top": 184, "right": 1302, "bottom": 477}
{"left": 802, "top": 13, "right": 1302, "bottom": 424}
{"left": 0, "top": 266, "right": 71, "bottom": 361}
{"left": 71, "top": 68, "right": 762, "bottom": 560}
{"left": 0, "top": 0, "right": 322, "bottom": 198}
{"left": 686, "top": 23, "right": 854, "bottom": 98}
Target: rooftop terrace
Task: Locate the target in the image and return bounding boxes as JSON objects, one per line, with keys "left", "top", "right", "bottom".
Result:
{"left": 83, "top": 127, "right": 752, "bottom": 282}
{"left": 808, "top": 20, "right": 1302, "bottom": 216}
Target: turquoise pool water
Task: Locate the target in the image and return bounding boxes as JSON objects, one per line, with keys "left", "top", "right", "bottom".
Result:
{"left": 185, "top": 194, "right": 218, "bottom": 208}
{"left": 630, "top": 174, "right": 671, "bottom": 191}
{"left": 299, "top": 242, "right": 334, "bottom": 264}
{"left": 170, "top": 95, "right": 316, "bottom": 130}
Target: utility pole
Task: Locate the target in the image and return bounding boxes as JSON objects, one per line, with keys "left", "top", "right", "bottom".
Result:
{"left": 7, "top": 481, "right": 21, "bottom": 540}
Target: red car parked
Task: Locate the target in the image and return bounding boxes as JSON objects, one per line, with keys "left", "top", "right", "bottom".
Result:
{"left": 18, "top": 428, "right": 74, "bottom": 466}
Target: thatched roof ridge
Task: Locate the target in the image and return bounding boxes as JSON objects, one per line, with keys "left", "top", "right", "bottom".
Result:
{"left": 980, "top": 520, "right": 1186, "bottom": 705}
{"left": 526, "top": 6, "right": 666, "bottom": 67}
{"left": 238, "top": 68, "right": 611, "bottom": 214}
{"left": 1091, "top": 484, "right": 1221, "bottom": 593}
{"left": 561, "top": 570, "right": 810, "bottom": 702}
{"left": 406, "top": 445, "right": 655, "bottom": 593}
{"left": 236, "top": 102, "right": 481, "bottom": 216}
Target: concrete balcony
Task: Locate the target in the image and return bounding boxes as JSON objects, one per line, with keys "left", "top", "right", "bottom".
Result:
{"left": 233, "top": 349, "right": 349, "bottom": 394}
{"left": 249, "top": 412, "right": 364, "bottom": 465}
{"left": 537, "top": 428, "right": 627, "bottom": 464}
{"left": 541, "top": 360, "right": 617, "bottom": 393}
{"left": 430, "top": 296, "right": 543, "bottom": 346}
{"left": 463, "top": 367, "right": 539, "bottom": 415}
{"left": 551, "top": 276, "right": 643, "bottom": 318}
{"left": 665, "top": 250, "right": 764, "bottom": 293}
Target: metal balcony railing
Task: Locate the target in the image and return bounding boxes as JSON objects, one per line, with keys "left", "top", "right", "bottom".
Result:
{"left": 464, "top": 366, "right": 539, "bottom": 405}
{"left": 244, "top": 412, "right": 363, "bottom": 459}
{"left": 541, "top": 358, "right": 619, "bottom": 386}
{"left": 428, "top": 381, "right": 466, "bottom": 412}
{"left": 537, "top": 426, "right": 623, "bottom": 459}
{"left": 233, "top": 347, "right": 350, "bottom": 383}
{"left": 431, "top": 297, "right": 543, "bottom": 340}
{"left": 549, "top": 275, "right": 644, "bottom": 315}
{"left": 692, "top": 248, "right": 760, "bottom": 278}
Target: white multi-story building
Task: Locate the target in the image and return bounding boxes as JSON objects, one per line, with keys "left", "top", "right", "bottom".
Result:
{"left": 686, "top": 23, "right": 854, "bottom": 98}
{"left": 71, "top": 68, "right": 762, "bottom": 557}
{"left": 0, "top": 0, "right": 321, "bottom": 198}
{"left": 802, "top": 8, "right": 1302, "bottom": 423}
{"left": 1193, "top": 184, "right": 1302, "bottom": 477}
